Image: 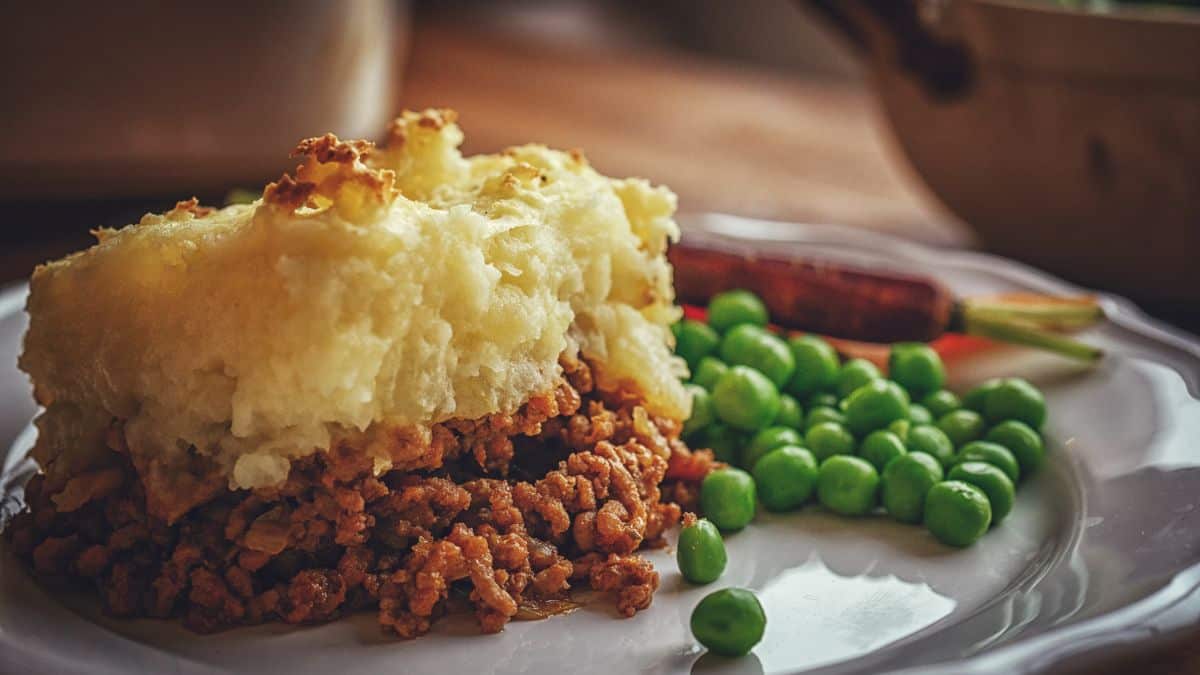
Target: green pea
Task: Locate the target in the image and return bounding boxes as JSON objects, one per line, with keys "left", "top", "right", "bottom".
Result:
{"left": 806, "top": 392, "right": 839, "bottom": 409}
{"left": 859, "top": 430, "right": 907, "bottom": 473}
{"left": 835, "top": 358, "right": 882, "bottom": 399}
{"left": 986, "top": 420, "right": 1045, "bottom": 477}
{"left": 924, "top": 481, "right": 992, "bottom": 547}
{"left": 683, "top": 384, "right": 715, "bottom": 438}
{"left": 805, "top": 421, "right": 856, "bottom": 461}
{"left": 817, "top": 455, "right": 880, "bottom": 516}
{"left": 937, "top": 409, "right": 986, "bottom": 448}
{"left": 785, "top": 335, "right": 840, "bottom": 397}
{"left": 920, "top": 390, "right": 961, "bottom": 419}
{"left": 843, "top": 380, "right": 910, "bottom": 436}
{"left": 690, "top": 588, "right": 766, "bottom": 657}
{"left": 742, "top": 426, "right": 804, "bottom": 470}
{"left": 888, "top": 342, "right": 946, "bottom": 397}
{"left": 691, "top": 356, "right": 729, "bottom": 392}
{"left": 700, "top": 468, "right": 757, "bottom": 531}
{"left": 983, "top": 378, "right": 1047, "bottom": 429}
{"left": 707, "top": 290, "right": 769, "bottom": 334}
{"left": 908, "top": 403, "right": 933, "bottom": 426}
{"left": 906, "top": 425, "right": 955, "bottom": 467}
{"left": 949, "top": 462, "right": 1015, "bottom": 524}
{"left": 718, "top": 325, "right": 795, "bottom": 388}
{"left": 888, "top": 418, "right": 911, "bottom": 443}
{"left": 712, "top": 366, "right": 781, "bottom": 432}
{"left": 675, "top": 319, "right": 720, "bottom": 370}
{"left": 962, "top": 378, "right": 1003, "bottom": 413}
{"left": 698, "top": 424, "right": 745, "bottom": 464}
{"left": 805, "top": 406, "right": 845, "bottom": 431}
{"left": 955, "top": 441, "right": 1020, "bottom": 483}
{"left": 881, "top": 452, "right": 944, "bottom": 523}
{"left": 774, "top": 394, "right": 805, "bottom": 430}
{"left": 676, "top": 518, "right": 727, "bottom": 584}
{"left": 752, "top": 446, "right": 818, "bottom": 511}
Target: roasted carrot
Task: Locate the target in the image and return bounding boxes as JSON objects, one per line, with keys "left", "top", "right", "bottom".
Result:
{"left": 670, "top": 238, "right": 954, "bottom": 342}
{"left": 669, "top": 235, "right": 1103, "bottom": 361}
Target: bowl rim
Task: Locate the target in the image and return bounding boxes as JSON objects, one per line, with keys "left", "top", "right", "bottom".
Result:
{"left": 975, "top": 0, "right": 1200, "bottom": 27}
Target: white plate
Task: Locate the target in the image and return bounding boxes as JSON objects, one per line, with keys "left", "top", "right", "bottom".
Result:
{"left": 2, "top": 214, "right": 1199, "bottom": 675}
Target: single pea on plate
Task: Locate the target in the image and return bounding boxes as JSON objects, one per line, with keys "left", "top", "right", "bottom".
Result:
{"left": 682, "top": 384, "right": 715, "bottom": 438}
{"left": 949, "top": 461, "right": 1016, "bottom": 524}
{"left": 817, "top": 455, "right": 880, "bottom": 516}
{"left": 674, "top": 319, "right": 720, "bottom": 370}
{"left": 690, "top": 588, "right": 767, "bottom": 657}
{"left": 676, "top": 518, "right": 727, "bottom": 584}
{"left": 774, "top": 394, "right": 805, "bottom": 430}
{"left": 986, "top": 420, "right": 1045, "bottom": 477}
{"left": 785, "top": 334, "right": 840, "bottom": 397}
{"left": 859, "top": 430, "right": 907, "bottom": 473}
{"left": 925, "top": 480, "right": 992, "bottom": 547}
{"left": 955, "top": 441, "right": 1021, "bottom": 484}
{"left": 907, "top": 403, "right": 933, "bottom": 426}
{"left": 753, "top": 446, "right": 819, "bottom": 512}
{"left": 937, "top": 409, "right": 987, "bottom": 448}
{"left": 707, "top": 289, "right": 769, "bottom": 334}
{"left": 712, "top": 365, "right": 781, "bottom": 432}
{"left": 805, "top": 406, "right": 844, "bottom": 431}
{"left": 881, "top": 451, "right": 944, "bottom": 524}
{"left": 691, "top": 356, "right": 729, "bottom": 392}
{"left": 718, "top": 324, "right": 795, "bottom": 389}
{"left": 700, "top": 468, "right": 757, "bottom": 532}
{"left": 962, "top": 378, "right": 1003, "bottom": 413}
{"left": 843, "top": 379, "right": 910, "bottom": 436}
{"left": 742, "top": 426, "right": 804, "bottom": 471}
{"left": 906, "top": 425, "right": 956, "bottom": 467}
{"left": 835, "top": 358, "right": 881, "bottom": 399}
{"left": 888, "top": 342, "right": 945, "bottom": 397}
{"left": 983, "top": 377, "right": 1047, "bottom": 429}
{"left": 805, "top": 421, "right": 856, "bottom": 461}
{"left": 921, "top": 389, "right": 961, "bottom": 419}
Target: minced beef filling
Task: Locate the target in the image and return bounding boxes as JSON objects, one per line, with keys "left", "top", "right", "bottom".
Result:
{"left": 4, "top": 359, "right": 715, "bottom": 637}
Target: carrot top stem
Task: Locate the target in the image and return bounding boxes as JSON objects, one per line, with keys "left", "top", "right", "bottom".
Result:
{"left": 963, "top": 313, "right": 1104, "bottom": 363}
{"left": 962, "top": 297, "right": 1104, "bottom": 330}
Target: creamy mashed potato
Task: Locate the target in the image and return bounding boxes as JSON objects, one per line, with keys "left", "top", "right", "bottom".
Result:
{"left": 21, "top": 109, "right": 687, "bottom": 500}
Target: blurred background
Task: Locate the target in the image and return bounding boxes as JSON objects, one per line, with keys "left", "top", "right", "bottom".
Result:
{"left": 1, "top": 0, "right": 1198, "bottom": 330}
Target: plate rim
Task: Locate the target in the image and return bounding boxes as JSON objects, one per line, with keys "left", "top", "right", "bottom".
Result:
{"left": 3, "top": 216, "right": 1200, "bottom": 674}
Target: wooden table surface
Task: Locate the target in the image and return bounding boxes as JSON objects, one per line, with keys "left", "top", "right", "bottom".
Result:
{"left": 0, "top": 17, "right": 1196, "bottom": 674}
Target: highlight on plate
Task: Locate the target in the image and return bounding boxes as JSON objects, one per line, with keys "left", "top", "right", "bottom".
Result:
{"left": 6, "top": 108, "right": 718, "bottom": 636}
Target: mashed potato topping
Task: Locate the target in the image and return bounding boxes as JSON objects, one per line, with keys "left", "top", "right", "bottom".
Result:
{"left": 20, "top": 109, "right": 687, "bottom": 501}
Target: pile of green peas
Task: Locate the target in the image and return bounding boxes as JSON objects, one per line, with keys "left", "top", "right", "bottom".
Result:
{"left": 673, "top": 290, "right": 1050, "bottom": 658}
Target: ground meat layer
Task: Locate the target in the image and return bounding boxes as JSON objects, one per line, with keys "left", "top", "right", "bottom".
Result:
{"left": 5, "top": 359, "right": 715, "bottom": 637}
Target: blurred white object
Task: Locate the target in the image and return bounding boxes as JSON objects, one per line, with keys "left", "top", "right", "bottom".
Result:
{"left": 0, "top": 0, "right": 404, "bottom": 199}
